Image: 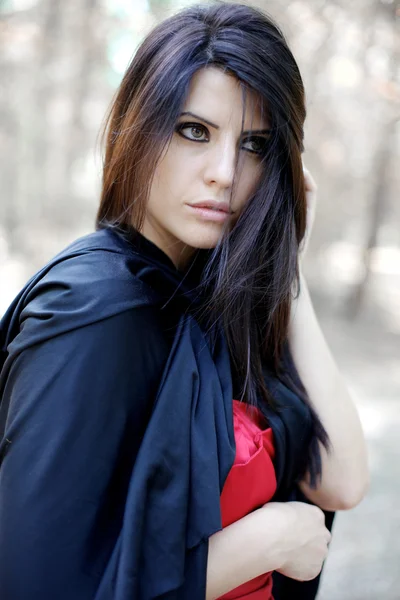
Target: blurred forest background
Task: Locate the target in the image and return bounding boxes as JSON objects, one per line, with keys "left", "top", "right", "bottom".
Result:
{"left": 0, "top": 0, "right": 399, "bottom": 598}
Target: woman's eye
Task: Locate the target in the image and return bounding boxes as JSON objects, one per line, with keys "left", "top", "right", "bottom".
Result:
{"left": 177, "top": 123, "right": 209, "bottom": 142}
{"left": 241, "top": 136, "right": 269, "bottom": 155}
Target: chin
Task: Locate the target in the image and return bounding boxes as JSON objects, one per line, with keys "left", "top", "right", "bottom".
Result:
{"left": 183, "top": 232, "right": 223, "bottom": 250}
{"left": 178, "top": 222, "right": 231, "bottom": 251}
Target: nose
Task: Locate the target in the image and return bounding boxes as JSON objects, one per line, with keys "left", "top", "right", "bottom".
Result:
{"left": 203, "top": 137, "right": 237, "bottom": 190}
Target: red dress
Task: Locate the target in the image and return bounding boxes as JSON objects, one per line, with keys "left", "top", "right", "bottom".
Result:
{"left": 217, "top": 400, "right": 277, "bottom": 600}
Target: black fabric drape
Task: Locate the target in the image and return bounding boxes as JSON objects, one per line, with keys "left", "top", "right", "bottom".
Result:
{"left": 0, "top": 226, "right": 333, "bottom": 599}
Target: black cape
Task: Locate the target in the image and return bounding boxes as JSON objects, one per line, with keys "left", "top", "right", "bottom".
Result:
{"left": 0, "top": 227, "right": 333, "bottom": 599}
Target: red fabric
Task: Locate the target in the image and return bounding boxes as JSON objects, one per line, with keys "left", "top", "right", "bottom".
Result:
{"left": 217, "top": 400, "right": 277, "bottom": 600}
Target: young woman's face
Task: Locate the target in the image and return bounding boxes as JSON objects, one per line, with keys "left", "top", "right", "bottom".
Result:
{"left": 141, "top": 66, "right": 270, "bottom": 269}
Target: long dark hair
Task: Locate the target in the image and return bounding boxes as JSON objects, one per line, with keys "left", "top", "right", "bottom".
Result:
{"left": 97, "top": 1, "right": 329, "bottom": 484}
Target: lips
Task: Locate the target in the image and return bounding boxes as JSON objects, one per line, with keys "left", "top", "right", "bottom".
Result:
{"left": 188, "top": 200, "right": 232, "bottom": 214}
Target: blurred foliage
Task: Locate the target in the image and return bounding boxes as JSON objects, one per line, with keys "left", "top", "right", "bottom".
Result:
{"left": 0, "top": 0, "right": 399, "bottom": 325}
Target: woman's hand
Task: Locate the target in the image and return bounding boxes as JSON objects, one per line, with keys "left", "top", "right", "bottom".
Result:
{"left": 299, "top": 163, "right": 318, "bottom": 263}
{"left": 259, "top": 501, "right": 331, "bottom": 581}
{"left": 206, "top": 500, "right": 331, "bottom": 599}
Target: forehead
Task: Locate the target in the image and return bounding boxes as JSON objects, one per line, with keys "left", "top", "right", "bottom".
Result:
{"left": 183, "top": 66, "right": 268, "bottom": 130}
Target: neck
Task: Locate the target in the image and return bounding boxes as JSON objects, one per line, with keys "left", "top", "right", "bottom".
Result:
{"left": 140, "top": 221, "right": 196, "bottom": 272}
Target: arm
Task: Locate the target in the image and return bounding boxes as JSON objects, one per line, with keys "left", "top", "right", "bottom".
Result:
{"left": 0, "top": 307, "right": 170, "bottom": 599}
{"left": 206, "top": 506, "right": 285, "bottom": 599}
{"left": 206, "top": 501, "right": 331, "bottom": 600}
{"left": 287, "top": 166, "right": 369, "bottom": 512}
{"left": 288, "top": 272, "right": 369, "bottom": 511}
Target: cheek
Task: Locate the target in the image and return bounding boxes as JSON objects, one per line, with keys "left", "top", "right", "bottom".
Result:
{"left": 152, "top": 142, "right": 193, "bottom": 200}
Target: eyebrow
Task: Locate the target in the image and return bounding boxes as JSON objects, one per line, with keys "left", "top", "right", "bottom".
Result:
{"left": 179, "top": 111, "right": 271, "bottom": 136}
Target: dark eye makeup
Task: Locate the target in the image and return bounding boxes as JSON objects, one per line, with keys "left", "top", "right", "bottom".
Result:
{"left": 176, "top": 122, "right": 209, "bottom": 142}
{"left": 241, "top": 136, "right": 270, "bottom": 155}
{"left": 175, "top": 121, "right": 270, "bottom": 156}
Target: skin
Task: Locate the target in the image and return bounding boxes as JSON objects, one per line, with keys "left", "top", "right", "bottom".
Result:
{"left": 141, "top": 66, "right": 270, "bottom": 270}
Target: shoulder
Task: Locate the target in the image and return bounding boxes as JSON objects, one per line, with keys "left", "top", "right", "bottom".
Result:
{"left": 31, "top": 228, "right": 156, "bottom": 310}
{"left": 3, "top": 229, "right": 162, "bottom": 357}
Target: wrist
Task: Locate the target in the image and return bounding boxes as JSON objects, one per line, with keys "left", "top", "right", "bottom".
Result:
{"left": 256, "top": 503, "right": 295, "bottom": 570}
{"left": 207, "top": 506, "right": 286, "bottom": 598}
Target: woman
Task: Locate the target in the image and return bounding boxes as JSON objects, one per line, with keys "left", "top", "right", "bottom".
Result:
{"left": 0, "top": 3, "right": 368, "bottom": 599}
